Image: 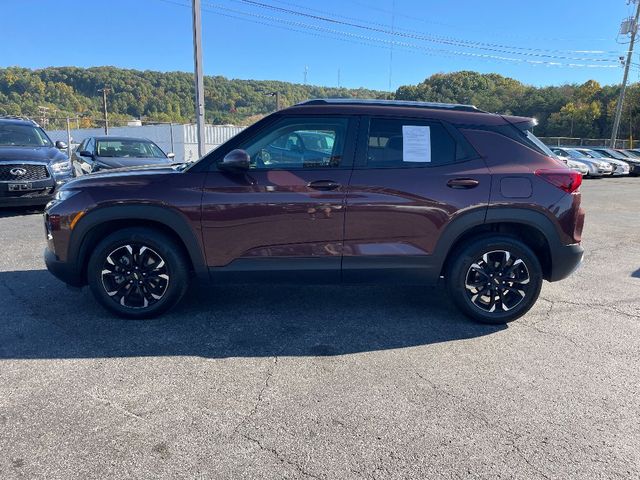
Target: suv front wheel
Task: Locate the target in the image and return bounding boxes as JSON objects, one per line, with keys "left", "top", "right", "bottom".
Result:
{"left": 87, "top": 227, "right": 190, "bottom": 319}
{"left": 446, "top": 235, "right": 543, "bottom": 324}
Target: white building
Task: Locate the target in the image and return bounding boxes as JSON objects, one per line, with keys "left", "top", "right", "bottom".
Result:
{"left": 47, "top": 123, "right": 246, "bottom": 163}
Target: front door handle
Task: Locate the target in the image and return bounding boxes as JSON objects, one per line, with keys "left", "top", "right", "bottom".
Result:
{"left": 447, "top": 178, "right": 480, "bottom": 189}
{"left": 308, "top": 180, "right": 341, "bottom": 191}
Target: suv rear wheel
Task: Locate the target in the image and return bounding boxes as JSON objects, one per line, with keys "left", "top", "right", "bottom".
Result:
{"left": 87, "top": 227, "right": 190, "bottom": 319}
{"left": 446, "top": 235, "right": 543, "bottom": 324}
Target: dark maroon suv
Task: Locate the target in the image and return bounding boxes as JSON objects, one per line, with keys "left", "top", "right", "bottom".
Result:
{"left": 44, "top": 99, "right": 584, "bottom": 323}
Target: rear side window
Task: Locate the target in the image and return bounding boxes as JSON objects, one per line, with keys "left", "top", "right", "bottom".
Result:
{"left": 366, "top": 118, "right": 462, "bottom": 168}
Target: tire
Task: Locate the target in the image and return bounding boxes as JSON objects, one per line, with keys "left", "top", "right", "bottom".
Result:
{"left": 446, "top": 235, "right": 543, "bottom": 324}
{"left": 87, "top": 227, "right": 190, "bottom": 319}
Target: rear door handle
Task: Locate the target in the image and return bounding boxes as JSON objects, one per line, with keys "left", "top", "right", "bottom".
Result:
{"left": 447, "top": 178, "right": 480, "bottom": 189}
{"left": 308, "top": 180, "right": 341, "bottom": 191}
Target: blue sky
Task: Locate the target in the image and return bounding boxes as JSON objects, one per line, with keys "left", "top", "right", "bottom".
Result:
{"left": 2, "top": 0, "right": 639, "bottom": 91}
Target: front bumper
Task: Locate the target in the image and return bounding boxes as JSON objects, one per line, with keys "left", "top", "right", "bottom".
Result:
{"left": 44, "top": 247, "right": 84, "bottom": 287}
{"left": 627, "top": 163, "right": 640, "bottom": 176}
{"left": 0, "top": 175, "right": 72, "bottom": 208}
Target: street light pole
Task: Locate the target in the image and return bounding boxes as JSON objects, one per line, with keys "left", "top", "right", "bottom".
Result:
{"left": 192, "top": 0, "right": 206, "bottom": 158}
{"left": 610, "top": 0, "right": 640, "bottom": 147}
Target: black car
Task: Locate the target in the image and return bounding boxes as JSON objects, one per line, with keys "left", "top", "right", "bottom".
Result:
{"left": 72, "top": 136, "right": 175, "bottom": 176}
{"left": 0, "top": 116, "right": 73, "bottom": 207}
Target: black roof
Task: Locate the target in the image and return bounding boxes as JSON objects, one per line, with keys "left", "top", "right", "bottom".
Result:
{"left": 297, "top": 98, "right": 483, "bottom": 113}
{"left": 0, "top": 115, "right": 39, "bottom": 126}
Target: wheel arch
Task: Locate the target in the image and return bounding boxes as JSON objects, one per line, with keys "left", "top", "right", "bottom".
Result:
{"left": 70, "top": 204, "right": 208, "bottom": 285}
{"left": 436, "top": 207, "right": 562, "bottom": 281}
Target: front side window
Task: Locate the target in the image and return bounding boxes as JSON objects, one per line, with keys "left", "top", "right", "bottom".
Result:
{"left": 239, "top": 117, "right": 349, "bottom": 169}
{"left": 0, "top": 124, "right": 52, "bottom": 147}
{"left": 366, "top": 118, "right": 458, "bottom": 168}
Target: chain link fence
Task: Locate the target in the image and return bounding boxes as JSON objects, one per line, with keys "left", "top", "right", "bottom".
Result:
{"left": 539, "top": 137, "right": 635, "bottom": 149}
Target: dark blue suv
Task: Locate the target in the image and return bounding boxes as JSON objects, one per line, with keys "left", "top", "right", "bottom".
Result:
{"left": 0, "top": 116, "right": 73, "bottom": 207}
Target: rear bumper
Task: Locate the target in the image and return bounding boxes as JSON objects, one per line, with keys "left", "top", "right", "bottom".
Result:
{"left": 44, "top": 247, "right": 84, "bottom": 287}
{"left": 548, "top": 243, "right": 584, "bottom": 282}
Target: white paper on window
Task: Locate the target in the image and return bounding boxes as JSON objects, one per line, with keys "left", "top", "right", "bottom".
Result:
{"left": 402, "top": 125, "right": 431, "bottom": 162}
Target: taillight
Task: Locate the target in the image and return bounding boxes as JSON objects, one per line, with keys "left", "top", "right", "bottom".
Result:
{"left": 535, "top": 169, "right": 582, "bottom": 193}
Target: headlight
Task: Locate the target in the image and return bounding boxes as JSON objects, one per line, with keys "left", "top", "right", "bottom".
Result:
{"left": 51, "top": 160, "right": 72, "bottom": 175}
{"left": 54, "top": 189, "right": 79, "bottom": 202}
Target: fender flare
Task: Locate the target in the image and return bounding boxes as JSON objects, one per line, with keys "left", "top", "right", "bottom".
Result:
{"left": 431, "top": 206, "right": 563, "bottom": 275}
{"left": 70, "top": 204, "right": 208, "bottom": 282}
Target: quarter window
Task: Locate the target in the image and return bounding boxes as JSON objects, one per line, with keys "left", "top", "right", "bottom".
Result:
{"left": 366, "top": 118, "right": 460, "bottom": 167}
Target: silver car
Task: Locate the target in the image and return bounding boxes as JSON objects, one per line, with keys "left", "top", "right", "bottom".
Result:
{"left": 550, "top": 147, "right": 613, "bottom": 177}
{"left": 574, "top": 148, "right": 629, "bottom": 176}
{"left": 566, "top": 158, "right": 589, "bottom": 176}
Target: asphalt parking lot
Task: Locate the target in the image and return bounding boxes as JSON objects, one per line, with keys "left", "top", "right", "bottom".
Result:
{"left": 0, "top": 178, "right": 639, "bottom": 479}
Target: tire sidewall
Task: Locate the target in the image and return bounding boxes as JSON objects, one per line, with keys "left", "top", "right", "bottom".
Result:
{"left": 87, "top": 228, "right": 189, "bottom": 319}
{"left": 447, "top": 235, "right": 543, "bottom": 324}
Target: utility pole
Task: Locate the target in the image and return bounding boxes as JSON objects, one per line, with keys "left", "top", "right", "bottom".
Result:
{"left": 611, "top": 0, "right": 640, "bottom": 147}
{"left": 303, "top": 65, "right": 308, "bottom": 85}
{"left": 388, "top": 0, "right": 396, "bottom": 99}
{"left": 97, "top": 87, "right": 111, "bottom": 135}
{"left": 192, "top": 0, "right": 206, "bottom": 158}
{"left": 264, "top": 92, "right": 280, "bottom": 111}
{"left": 337, "top": 68, "right": 341, "bottom": 88}
{"left": 66, "top": 117, "right": 72, "bottom": 159}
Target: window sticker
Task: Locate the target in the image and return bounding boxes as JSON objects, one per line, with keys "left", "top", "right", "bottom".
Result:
{"left": 402, "top": 125, "right": 431, "bottom": 162}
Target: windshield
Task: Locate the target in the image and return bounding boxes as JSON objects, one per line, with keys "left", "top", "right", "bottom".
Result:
{"left": 0, "top": 123, "right": 53, "bottom": 147}
{"left": 524, "top": 130, "right": 555, "bottom": 157}
{"left": 96, "top": 139, "right": 166, "bottom": 158}
{"left": 579, "top": 149, "right": 604, "bottom": 158}
{"left": 565, "top": 148, "right": 586, "bottom": 158}
{"left": 603, "top": 149, "right": 626, "bottom": 159}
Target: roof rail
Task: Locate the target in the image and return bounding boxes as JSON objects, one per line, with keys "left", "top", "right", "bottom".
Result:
{"left": 0, "top": 114, "right": 38, "bottom": 125}
{"left": 297, "top": 98, "right": 484, "bottom": 113}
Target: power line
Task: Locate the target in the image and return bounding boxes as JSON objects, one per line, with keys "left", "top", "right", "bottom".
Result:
{"left": 204, "top": 0, "right": 621, "bottom": 68}
{"left": 343, "top": 0, "right": 614, "bottom": 44}
{"left": 232, "top": 0, "right": 622, "bottom": 62}
{"left": 153, "top": 0, "right": 621, "bottom": 70}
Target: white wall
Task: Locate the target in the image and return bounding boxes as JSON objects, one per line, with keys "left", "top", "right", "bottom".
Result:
{"left": 47, "top": 123, "right": 246, "bottom": 163}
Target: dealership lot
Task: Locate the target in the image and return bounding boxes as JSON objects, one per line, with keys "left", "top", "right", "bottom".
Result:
{"left": 0, "top": 178, "right": 639, "bottom": 479}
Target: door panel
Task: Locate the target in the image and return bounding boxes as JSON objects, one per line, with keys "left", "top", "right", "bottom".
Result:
{"left": 344, "top": 160, "right": 490, "bottom": 256}
{"left": 201, "top": 169, "right": 351, "bottom": 268}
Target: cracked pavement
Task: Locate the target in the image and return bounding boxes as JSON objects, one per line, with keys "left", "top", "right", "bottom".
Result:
{"left": 1, "top": 178, "right": 639, "bottom": 479}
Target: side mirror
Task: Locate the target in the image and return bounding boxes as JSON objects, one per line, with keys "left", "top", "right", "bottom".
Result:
{"left": 79, "top": 150, "right": 93, "bottom": 158}
{"left": 55, "top": 140, "right": 68, "bottom": 150}
{"left": 167, "top": 152, "right": 176, "bottom": 159}
{"left": 219, "top": 149, "right": 250, "bottom": 171}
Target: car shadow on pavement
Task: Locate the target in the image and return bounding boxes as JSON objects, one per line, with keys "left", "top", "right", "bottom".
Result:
{"left": 0, "top": 269, "right": 505, "bottom": 360}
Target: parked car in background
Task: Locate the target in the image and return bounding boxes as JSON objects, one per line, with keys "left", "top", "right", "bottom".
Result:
{"left": 45, "top": 99, "right": 585, "bottom": 324}
{"left": 573, "top": 148, "right": 629, "bottom": 176}
{"left": 550, "top": 147, "right": 612, "bottom": 177}
{"left": 616, "top": 150, "right": 640, "bottom": 176}
{"left": 0, "top": 116, "right": 73, "bottom": 207}
{"left": 72, "top": 136, "right": 175, "bottom": 176}
{"left": 565, "top": 158, "right": 589, "bottom": 176}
